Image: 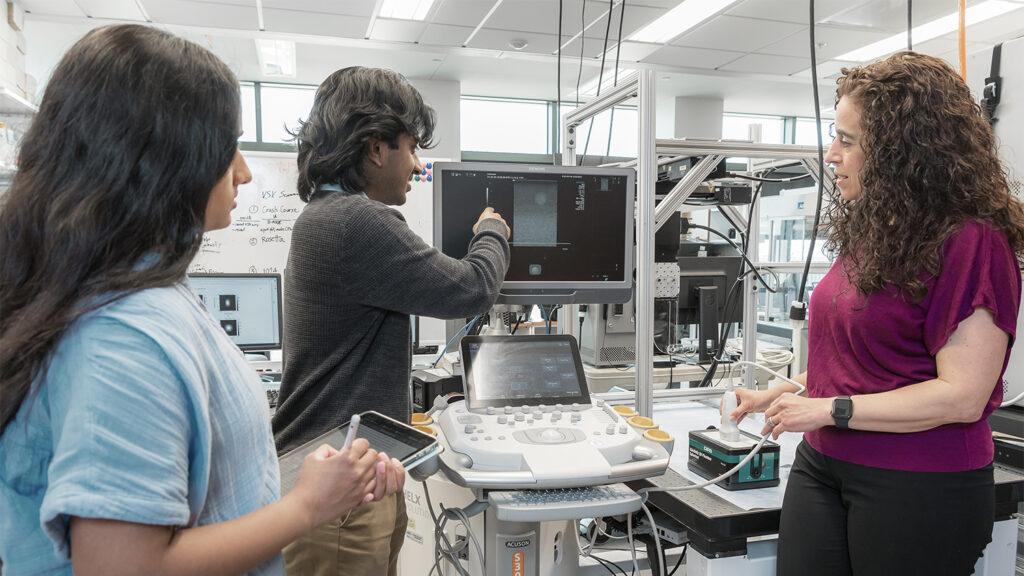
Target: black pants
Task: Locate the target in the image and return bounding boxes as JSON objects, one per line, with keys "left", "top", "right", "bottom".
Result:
{"left": 777, "top": 441, "right": 994, "bottom": 576}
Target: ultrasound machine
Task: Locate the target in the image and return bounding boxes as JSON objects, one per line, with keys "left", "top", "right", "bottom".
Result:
{"left": 400, "top": 163, "right": 675, "bottom": 576}
{"left": 408, "top": 334, "right": 673, "bottom": 576}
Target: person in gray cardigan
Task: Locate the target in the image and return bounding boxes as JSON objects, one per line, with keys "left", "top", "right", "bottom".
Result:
{"left": 272, "top": 66, "right": 510, "bottom": 576}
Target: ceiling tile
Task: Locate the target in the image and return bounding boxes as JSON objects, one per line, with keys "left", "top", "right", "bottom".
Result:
{"left": 75, "top": 0, "right": 146, "bottom": 21}
{"left": 20, "top": 0, "right": 85, "bottom": 17}
{"left": 823, "top": 0, "right": 961, "bottom": 33}
{"left": 759, "top": 24, "right": 890, "bottom": 60}
{"left": 264, "top": 8, "right": 367, "bottom": 38}
{"left": 727, "top": 0, "right": 854, "bottom": 25}
{"left": 941, "top": 10, "right": 1024, "bottom": 44}
{"left": 580, "top": 3, "right": 663, "bottom": 40}
{"left": 717, "top": 52, "right": 810, "bottom": 75}
{"left": 261, "top": 0, "right": 376, "bottom": 17}
{"left": 419, "top": 23, "right": 476, "bottom": 47}
{"left": 488, "top": 0, "right": 592, "bottom": 34}
{"left": 640, "top": 45, "right": 745, "bottom": 69}
{"left": 598, "top": 40, "right": 661, "bottom": 61}
{"left": 145, "top": 0, "right": 259, "bottom": 30}
{"left": 672, "top": 14, "right": 804, "bottom": 53}
{"left": 370, "top": 19, "right": 428, "bottom": 42}
{"left": 417, "top": 22, "right": 473, "bottom": 46}
{"left": 466, "top": 27, "right": 559, "bottom": 53}
{"left": 432, "top": 0, "right": 501, "bottom": 27}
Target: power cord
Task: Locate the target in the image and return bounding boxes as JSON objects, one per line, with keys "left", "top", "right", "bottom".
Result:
{"left": 432, "top": 315, "right": 480, "bottom": 368}
{"left": 637, "top": 361, "right": 806, "bottom": 497}
{"left": 791, "top": 0, "right": 828, "bottom": 324}
{"left": 422, "top": 482, "right": 487, "bottom": 576}
{"left": 726, "top": 172, "right": 813, "bottom": 183}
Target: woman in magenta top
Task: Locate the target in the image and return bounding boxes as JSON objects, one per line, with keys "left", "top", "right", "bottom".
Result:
{"left": 730, "top": 52, "right": 1024, "bottom": 575}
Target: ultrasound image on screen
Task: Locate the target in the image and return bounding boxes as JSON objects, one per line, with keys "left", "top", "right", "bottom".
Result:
{"left": 466, "top": 340, "right": 584, "bottom": 401}
{"left": 513, "top": 180, "right": 558, "bottom": 247}
{"left": 437, "top": 169, "right": 629, "bottom": 283}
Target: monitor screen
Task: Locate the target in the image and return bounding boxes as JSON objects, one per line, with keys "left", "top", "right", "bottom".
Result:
{"left": 433, "top": 162, "right": 634, "bottom": 304}
{"left": 676, "top": 251, "right": 743, "bottom": 326}
{"left": 187, "top": 273, "right": 283, "bottom": 352}
{"left": 459, "top": 335, "right": 591, "bottom": 411}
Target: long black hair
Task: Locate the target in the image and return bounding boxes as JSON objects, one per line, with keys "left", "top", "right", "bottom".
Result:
{"left": 0, "top": 24, "right": 241, "bottom": 434}
{"left": 294, "top": 66, "right": 436, "bottom": 201}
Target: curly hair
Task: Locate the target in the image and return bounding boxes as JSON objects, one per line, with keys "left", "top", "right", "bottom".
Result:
{"left": 294, "top": 66, "right": 436, "bottom": 202}
{"left": 824, "top": 51, "right": 1024, "bottom": 301}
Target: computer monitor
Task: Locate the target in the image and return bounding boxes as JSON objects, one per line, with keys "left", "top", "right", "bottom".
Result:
{"left": 187, "top": 273, "right": 283, "bottom": 352}
{"left": 676, "top": 242, "right": 743, "bottom": 362}
{"left": 433, "top": 162, "right": 634, "bottom": 305}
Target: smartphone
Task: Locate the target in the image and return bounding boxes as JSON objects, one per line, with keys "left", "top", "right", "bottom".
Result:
{"left": 278, "top": 411, "right": 442, "bottom": 495}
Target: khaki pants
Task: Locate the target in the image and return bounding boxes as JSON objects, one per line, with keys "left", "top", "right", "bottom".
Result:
{"left": 284, "top": 493, "right": 407, "bottom": 576}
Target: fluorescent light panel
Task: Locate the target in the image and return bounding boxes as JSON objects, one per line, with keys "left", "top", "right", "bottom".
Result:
{"left": 836, "top": 0, "right": 1022, "bottom": 61}
{"left": 629, "top": 0, "right": 741, "bottom": 44}
{"left": 379, "top": 0, "right": 435, "bottom": 21}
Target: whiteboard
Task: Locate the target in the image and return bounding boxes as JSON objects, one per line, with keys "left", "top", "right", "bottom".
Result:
{"left": 189, "top": 151, "right": 445, "bottom": 274}
{"left": 189, "top": 150, "right": 449, "bottom": 345}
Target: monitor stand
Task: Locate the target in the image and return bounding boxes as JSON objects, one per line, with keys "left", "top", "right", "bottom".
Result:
{"left": 696, "top": 285, "right": 721, "bottom": 363}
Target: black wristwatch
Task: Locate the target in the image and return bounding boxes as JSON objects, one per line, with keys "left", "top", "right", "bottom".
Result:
{"left": 831, "top": 395, "right": 853, "bottom": 429}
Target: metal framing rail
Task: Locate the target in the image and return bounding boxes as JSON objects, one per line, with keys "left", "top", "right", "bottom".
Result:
{"left": 562, "top": 72, "right": 836, "bottom": 417}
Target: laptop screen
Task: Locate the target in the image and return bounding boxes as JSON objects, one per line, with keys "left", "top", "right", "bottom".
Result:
{"left": 459, "top": 335, "right": 591, "bottom": 411}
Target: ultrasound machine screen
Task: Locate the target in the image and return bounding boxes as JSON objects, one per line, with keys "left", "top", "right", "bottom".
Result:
{"left": 460, "top": 335, "right": 591, "bottom": 410}
{"left": 433, "top": 163, "right": 634, "bottom": 304}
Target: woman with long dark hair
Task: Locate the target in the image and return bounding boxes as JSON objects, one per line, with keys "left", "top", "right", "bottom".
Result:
{"left": 729, "top": 51, "right": 1024, "bottom": 574}
{"left": 0, "top": 24, "right": 403, "bottom": 575}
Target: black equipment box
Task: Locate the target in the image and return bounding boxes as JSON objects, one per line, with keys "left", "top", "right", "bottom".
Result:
{"left": 411, "top": 369, "right": 463, "bottom": 413}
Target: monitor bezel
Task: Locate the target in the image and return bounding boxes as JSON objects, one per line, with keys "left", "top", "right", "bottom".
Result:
{"left": 459, "top": 334, "right": 592, "bottom": 411}
{"left": 432, "top": 162, "right": 635, "bottom": 305}
{"left": 187, "top": 272, "right": 284, "bottom": 352}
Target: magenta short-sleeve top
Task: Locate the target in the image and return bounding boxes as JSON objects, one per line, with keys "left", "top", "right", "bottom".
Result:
{"left": 804, "top": 220, "right": 1020, "bottom": 471}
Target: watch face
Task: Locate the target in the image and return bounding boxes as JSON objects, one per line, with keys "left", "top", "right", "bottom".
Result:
{"left": 833, "top": 397, "right": 853, "bottom": 419}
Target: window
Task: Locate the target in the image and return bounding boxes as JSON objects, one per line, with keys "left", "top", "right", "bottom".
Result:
{"left": 461, "top": 97, "right": 549, "bottom": 154}
{"left": 559, "top": 104, "right": 637, "bottom": 158}
{"left": 794, "top": 118, "right": 833, "bottom": 146}
{"left": 722, "top": 113, "right": 785, "bottom": 144}
{"left": 259, "top": 83, "right": 316, "bottom": 145}
{"left": 240, "top": 83, "right": 257, "bottom": 143}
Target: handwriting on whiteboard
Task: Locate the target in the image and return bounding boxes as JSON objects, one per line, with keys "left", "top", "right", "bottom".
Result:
{"left": 188, "top": 152, "right": 444, "bottom": 274}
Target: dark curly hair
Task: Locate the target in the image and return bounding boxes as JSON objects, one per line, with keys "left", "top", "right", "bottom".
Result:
{"left": 824, "top": 51, "right": 1024, "bottom": 301}
{"left": 0, "top": 25, "right": 240, "bottom": 435}
{"left": 294, "top": 66, "right": 436, "bottom": 202}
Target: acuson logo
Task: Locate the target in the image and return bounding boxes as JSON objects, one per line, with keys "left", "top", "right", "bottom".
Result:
{"left": 505, "top": 539, "right": 531, "bottom": 548}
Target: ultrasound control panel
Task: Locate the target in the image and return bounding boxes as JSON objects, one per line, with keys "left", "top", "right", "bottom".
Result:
{"left": 436, "top": 398, "right": 672, "bottom": 489}
{"left": 431, "top": 335, "right": 672, "bottom": 489}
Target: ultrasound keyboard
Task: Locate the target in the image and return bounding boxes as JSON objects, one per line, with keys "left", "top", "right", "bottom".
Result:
{"left": 487, "top": 483, "right": 642, "bottom": 522}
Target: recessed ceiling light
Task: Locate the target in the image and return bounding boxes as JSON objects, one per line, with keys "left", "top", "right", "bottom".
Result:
{"left": 835, "top": 0, "right": 1022, "bottom": 62}
{"left": 379, "top": 0, "right": 435, "bottom": 21}
{"left": 629, "top": 0, "right": 741, "bottom": 44}
{"left": 508, "top": 38, "right": 529, "bottom": 50}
